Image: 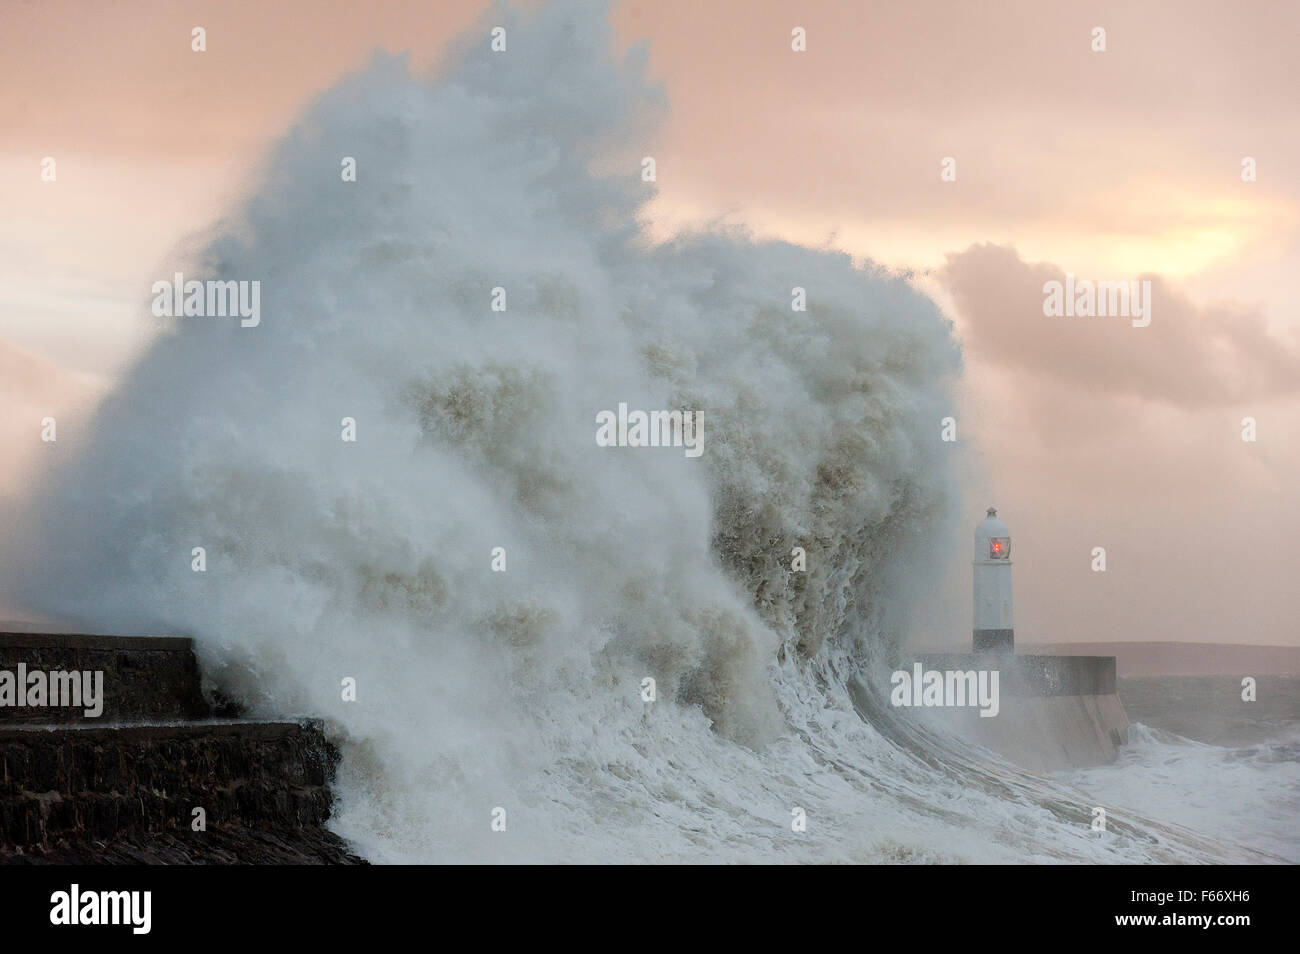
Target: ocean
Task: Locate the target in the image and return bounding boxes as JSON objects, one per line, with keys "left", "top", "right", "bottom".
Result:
{"left": 1061, "top": 676, "right": 1299, "bottom": 863}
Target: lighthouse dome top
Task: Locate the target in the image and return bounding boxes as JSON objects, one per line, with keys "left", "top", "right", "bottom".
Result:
{"left": 974, "top": 507, "right": 1012, "bottom": 563}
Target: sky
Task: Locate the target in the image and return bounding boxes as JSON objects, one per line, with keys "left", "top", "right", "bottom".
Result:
{"left": 1, "top": 0, "right": 1297, "bottom": 646}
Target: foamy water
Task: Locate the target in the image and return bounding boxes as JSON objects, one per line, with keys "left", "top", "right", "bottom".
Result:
{"left": 1, "top": 1, "right": 1278, "bottom": 863}
{"left": 1063, "top": 718, "right": 1299, "bottom": 863}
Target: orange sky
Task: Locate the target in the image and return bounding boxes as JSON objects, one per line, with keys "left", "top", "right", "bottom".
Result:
{"left": 2, "top": 0, "right": 1297, "bottom": 645}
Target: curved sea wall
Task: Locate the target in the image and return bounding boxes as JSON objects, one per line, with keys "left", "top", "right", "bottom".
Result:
{"left": 891, "top": 653, "right": 1129, "bottom": 773}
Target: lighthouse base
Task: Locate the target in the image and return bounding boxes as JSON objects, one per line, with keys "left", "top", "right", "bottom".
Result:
{"left": 973, "top": 629, "right": 1014, "bottom": 653}
{"left": 898, "top": 653, "right": 1128, "bottom": 772}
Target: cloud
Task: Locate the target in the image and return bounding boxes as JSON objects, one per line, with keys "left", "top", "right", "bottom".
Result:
{"left": 930, "top": 245, "right": 1300, "bottom": 652}
{"left": 940, "top": 243, "right": 1300, "bottom": 407}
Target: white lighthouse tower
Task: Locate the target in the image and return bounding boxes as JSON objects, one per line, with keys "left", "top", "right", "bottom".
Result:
{"left": 973, "top": 507, "right": 1014, "bottom": 653}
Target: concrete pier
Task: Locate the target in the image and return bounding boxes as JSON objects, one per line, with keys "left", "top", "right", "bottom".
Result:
{"left": 905, "top": 652, "right": 1129, "bottom": 772}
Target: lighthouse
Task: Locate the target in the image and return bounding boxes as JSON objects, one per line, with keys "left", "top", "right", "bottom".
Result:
{"left": 885, "top": 505, "right": 1129, "bottom": 771}
{"left": 973, "top": 507, "right": 1013, "bottom": 653}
